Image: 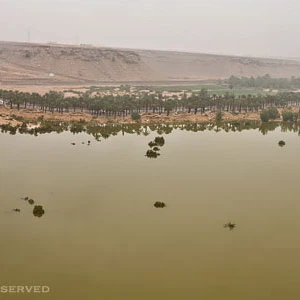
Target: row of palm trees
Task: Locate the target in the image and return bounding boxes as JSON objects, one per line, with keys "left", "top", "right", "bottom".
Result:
{"left": 1, "top": 88, "right": 300, "bottom": 117}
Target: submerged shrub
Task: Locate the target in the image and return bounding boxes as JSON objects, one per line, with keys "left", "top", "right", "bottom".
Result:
{"left": 148, "top": 141, "right": 157, "bottom": 147}
{"left": 154, "top": 136, "right": 165, "bottom": 147}
{"left": 28, "top": 199, "right": 35, "bottom": 205}
{"left": 278, "top": 140, "right": 286, "bottom": 147}
{"left": 223, "top": 222, "right": 236, "bottom": 230}
{"left": 154, "top": 201, "right": 166, "bottom": 208}
{"left": 153, "top": 147, "right": 160, "bottom": 151}
{"left": 146, "top": 149, "right": 160, "bottom": 158}
{"left": 33, "top": 205, "right": 45, "bottom": 218}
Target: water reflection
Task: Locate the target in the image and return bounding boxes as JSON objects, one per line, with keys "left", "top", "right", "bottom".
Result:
{"left": 1, "top": 121, "right": 300, "bottom": 141}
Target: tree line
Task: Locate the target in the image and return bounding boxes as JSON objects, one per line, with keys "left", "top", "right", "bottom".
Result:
{"left": 0, "top": 88, "right": 300, "bottom": 117}
{"left": 226, "top": 74, "right": 300, "bottom": 90}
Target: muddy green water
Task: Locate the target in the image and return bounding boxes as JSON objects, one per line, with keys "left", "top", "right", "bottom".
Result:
{"left": 0, "top": 124, "right": 299, "bottom": 299}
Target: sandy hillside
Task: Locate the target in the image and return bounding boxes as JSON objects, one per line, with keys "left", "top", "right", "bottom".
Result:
{"left": 136, "top": 49, "right": 300, "bottom": 80}
{"left": 0, "top": 41, "right": 160, "bottom": 85}
{"left": 1, "top": 41, "right": 300, "bottom": 86}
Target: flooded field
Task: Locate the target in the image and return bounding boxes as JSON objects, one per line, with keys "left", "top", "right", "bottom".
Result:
{"left": 0, "top": 123, "right": 300, "bottom": 300}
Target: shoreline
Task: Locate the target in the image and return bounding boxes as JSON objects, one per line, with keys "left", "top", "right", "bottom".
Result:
{"left": 2, "top": 105, "right": 297, "bottom": 127}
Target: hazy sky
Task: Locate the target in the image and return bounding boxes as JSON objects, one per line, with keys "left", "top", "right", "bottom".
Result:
{"left": 0, "top": 0, "right": 299, "bottom": 58}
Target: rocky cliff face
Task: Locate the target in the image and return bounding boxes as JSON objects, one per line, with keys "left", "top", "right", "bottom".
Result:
{"left": 0, "top": 42, "right": 159, "bottom": 84}
{"left": 1, "top": 41, "right": 300, "bottom": 85}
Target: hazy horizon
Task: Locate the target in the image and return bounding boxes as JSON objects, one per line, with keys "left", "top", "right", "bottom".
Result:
{"left": 0, "top": 0, "right": 300, "bottom": 59}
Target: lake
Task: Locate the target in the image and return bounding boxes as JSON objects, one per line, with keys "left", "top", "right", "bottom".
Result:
{"left": 0, "top": 122, "right": 300, "bottom": 300}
